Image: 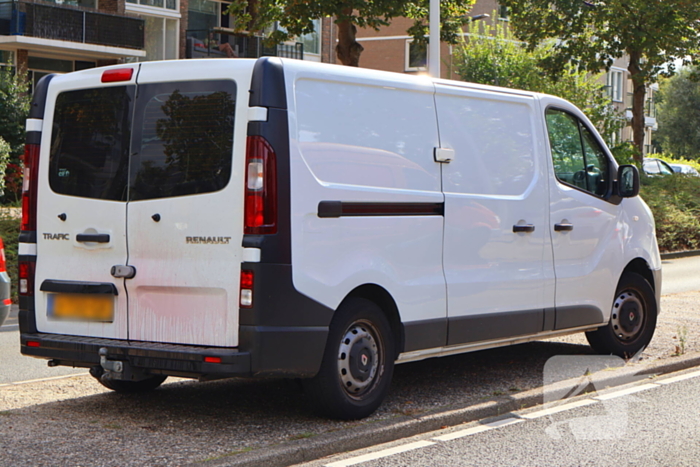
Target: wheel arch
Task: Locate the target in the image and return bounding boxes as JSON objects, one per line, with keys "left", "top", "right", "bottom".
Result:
{"left": 342, "top": 284, "right": 404, "bottom": 360}
{"left": 622, "top": 257, "right": 656, "bottom": 292}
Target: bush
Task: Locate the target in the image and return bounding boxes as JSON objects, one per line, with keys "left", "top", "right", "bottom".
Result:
{"left": 640, "top": 174, "right": 700, "bottom": 252}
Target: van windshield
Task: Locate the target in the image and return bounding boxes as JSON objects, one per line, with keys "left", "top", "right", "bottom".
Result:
{"left": 48, "top": 80, "right": 237, "bottom": 202}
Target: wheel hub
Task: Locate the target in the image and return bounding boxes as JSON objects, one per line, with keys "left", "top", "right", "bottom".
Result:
{"left": 337, "top": 321, "right": 380, "bottom": 398}
{"left": 611, "top": 291, "right": 644, "bottom": 341}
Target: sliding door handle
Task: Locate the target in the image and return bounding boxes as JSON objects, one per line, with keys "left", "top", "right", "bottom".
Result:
{"left": 554, "top": 223, "right": 574, "bottom": 232}
{"left": 513, "top": 224, "right": 535, "bottom": 233}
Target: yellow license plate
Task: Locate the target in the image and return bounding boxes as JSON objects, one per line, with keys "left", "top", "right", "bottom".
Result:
{"left": 48, "top": 294, "right": 114, "bottom": 322}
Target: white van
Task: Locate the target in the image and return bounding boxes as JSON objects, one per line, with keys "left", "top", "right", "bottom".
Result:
{"left": 19, "top": 57, "right": 661, "bottom": 419}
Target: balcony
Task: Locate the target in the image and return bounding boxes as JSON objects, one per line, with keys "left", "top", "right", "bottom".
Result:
{"left": 186, "top": 29, "right": 303, "bottom": 61}
{"left": 0, "top": 0, "right": 144, "bottom": 50}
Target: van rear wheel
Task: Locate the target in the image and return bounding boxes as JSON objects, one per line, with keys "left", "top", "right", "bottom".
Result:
{"left": 305, "top": 298, "right": 394, "bottom": 420}
{"left": 97, "top": 374, "right": 167, "bottom": 393}
{"left": 586, "top": 272, "right": 657, "bottom": 358}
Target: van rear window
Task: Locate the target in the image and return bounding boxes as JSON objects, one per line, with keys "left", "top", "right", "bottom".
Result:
{"left": 49, "top": 86, "right": 134, "bottom": 201}
{"left": 48, "top": 80, "right": 236, "bottom": 202}
{"left": 129, "top": 81, "right": 236, "bottom": 201}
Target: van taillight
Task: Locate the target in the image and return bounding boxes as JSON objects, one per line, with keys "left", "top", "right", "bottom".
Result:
{"left": 19, "top": 261, "right": 34, "bottom": 296}
{"left": 240, "top": 270, "right": 254, "bottom": 308}
{"left": 244, "top": 136, "right": 277, "bottom": 234}
{"left": 21, "top": 144, "right": 40, "bottom": 232}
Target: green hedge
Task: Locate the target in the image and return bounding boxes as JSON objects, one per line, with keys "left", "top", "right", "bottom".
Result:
{"left": 0, "top": 214, "right": 18, "bottom": 301}
{"left": 640, "top": 174, "right": 700, "bottom": 252}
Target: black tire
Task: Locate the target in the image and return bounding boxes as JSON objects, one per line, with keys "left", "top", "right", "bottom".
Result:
{"left": 586, "top": 272, "right": 657, "bottom": 358}
{"left": 97, "top": 374, "right": 167, "bottom": 393}
{"left": 305, "top": 297, "right": 395, "bottom": 420}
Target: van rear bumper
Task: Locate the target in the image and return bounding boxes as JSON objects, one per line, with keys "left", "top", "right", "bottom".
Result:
{"left": 20, "top": 333, "right": 252, "bottom": 380}
{"left": 20, "top": 325, "right": 328, "bottom": 380}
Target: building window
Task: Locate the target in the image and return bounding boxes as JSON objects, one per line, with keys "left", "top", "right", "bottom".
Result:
{"left": 606, "top": 69, "right": 624, "bottom": 102}
{"left": 405, "top": 39, "right": 427, "bottom": 72}
{"left": 499, "top": 6, "right": 509, "bottom": 20}
{"left": 126, "top": 15, "right": 178, "bottom": 61}
{"left": 127, "top": 0, "right": 177, "bottom": 11}
{"left": 26, "top": 56, "right": 96, "bottom": 93}
{"left": 298, "top": 19, "right": 320, "bottom": 55}
{"left": 43, "top": 0, "right": 97, "bottom": 8}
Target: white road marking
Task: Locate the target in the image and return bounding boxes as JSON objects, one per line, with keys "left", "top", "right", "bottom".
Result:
{"left": 593, "top": 383, "right": 659, "bottom": 401}
{"left": 520, "top": 399, "right": 599, "bottom": 419}
{"left": 324, "top": 440, "right": 436, "bottom": 467}
{"left": 657, "top": 370, "right": 700, "bottom": 385}
{"left": 432, "top": 417, "right": 523, "bottom": 441}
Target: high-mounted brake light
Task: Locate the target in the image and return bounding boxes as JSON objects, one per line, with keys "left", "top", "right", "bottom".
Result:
{"left": 244, "top": 136, "right": 277, "bottom": 234}
{"left": 21, "top": 144, "right": 40, "bottom": 232}
{"left": 240, "top": 270, "right": 254, "bottom": 308}
{"left": 101, "top": 68, "right": 134, "bottom": 83}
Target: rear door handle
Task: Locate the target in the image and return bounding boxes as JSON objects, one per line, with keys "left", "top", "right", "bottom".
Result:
{"left": 554, "top": 223, "right": 574, "bottom": 232}
{"left": 513, "top": 224, "right": 535, "bottom": 233}
{"left": 76, "top": 233, "right": 110, "bottom": 243}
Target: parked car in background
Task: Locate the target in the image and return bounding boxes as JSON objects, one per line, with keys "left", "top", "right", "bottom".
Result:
{"left": 0, "top": 238, "right": 11, "bottom": 326}
{"left": 669, "top": 163, "right": 700, "bottom": 177}
{"left": 643, "top": 158, "right": 675, "bottom": 176}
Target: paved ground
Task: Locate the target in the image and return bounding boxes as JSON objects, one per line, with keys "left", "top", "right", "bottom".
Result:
{"left": 2, "top": 287, "right": 700, "bottom": 467}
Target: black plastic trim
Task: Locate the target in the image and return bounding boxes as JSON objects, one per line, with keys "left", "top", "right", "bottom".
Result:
{"left": 76, "top": 233, "right": 110, "bottom": 243}
{"left": 318, "top": 201, "right": 445, "bottom": 218}
{"left": 20, "top": 333, "right": 251, "bottom": 378}
{"left": 448, "top": 309, "right": 544, "bottom": 346}
{"left": 26, "top": 131, "right": 41, "bottom": 145}
{"left": 29, "top": 74, "right": 56, "bottom": 119}
{"left": 239, "top": 325, "right": 327, "bottom": 377}
{"left": 249, "top": 57, "right": 287, "bottom": 109}
{"left": 403, "top": 318, "right": 447, "bottom": 352}
{"left": 19, "top": 231, "right": 37, "bottom": 243}
{"left": 554, "top": 305, "right": 604, "bottom": 330}
{"left": 239, "top": 263, "right": 333, "bottom": 327}
{"left": 40, "top": 280, "right": 118, "bottom": 295}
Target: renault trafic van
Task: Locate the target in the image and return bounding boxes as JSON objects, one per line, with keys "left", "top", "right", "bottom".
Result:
{"left": 19, "top": 57, "right": 661, "bottom": 419}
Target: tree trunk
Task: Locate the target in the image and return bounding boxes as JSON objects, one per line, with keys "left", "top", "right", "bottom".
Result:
{"left": 628, "top": 53, "right": 646, "bottom": 163}
{"left": 248, "top": 0, "right": 258, "bottom": 31}
{"left": 336, "top": 9, "right": 363, "bottom": 66}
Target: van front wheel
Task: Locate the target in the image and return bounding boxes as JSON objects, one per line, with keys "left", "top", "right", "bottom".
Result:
{"left": 306, "top": 298, "right": 395, "bottom": 420}
{"left": 586, "top": 272, "right": 657, "bottom": 358}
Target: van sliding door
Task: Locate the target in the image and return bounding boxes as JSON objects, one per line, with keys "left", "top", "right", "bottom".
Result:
{"left": 435, "top": 85, "right": 555, "bottom": 345}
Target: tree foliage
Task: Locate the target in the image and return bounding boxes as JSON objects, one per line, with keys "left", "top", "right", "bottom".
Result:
{"left": 227, "top": 0, "right": 476, "bottom": 66}
{"left": 453, "top": 20, "right": 622, "bottom": 143}
{"left": 655, "top": 69, "right": 700, "bottom": 159}
{"left": 0, "top": 66, "right": 29, "bottom": 202}
{"left": 498, "top": 0, "right": 700, "bottom": 161}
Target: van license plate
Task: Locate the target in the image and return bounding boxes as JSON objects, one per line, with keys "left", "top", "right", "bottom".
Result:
{"left": 48, "top": 294, "right": 114, "bottom": 322}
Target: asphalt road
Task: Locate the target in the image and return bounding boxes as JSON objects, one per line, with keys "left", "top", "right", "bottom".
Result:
{"left": 660, "top": 254, "right": 700, "bottom": 295}
{"left": 299, "top": 369, "right": 700, "bottom": 467}
{"left": 0, "top": 306, "right": 86, "bottom": 384}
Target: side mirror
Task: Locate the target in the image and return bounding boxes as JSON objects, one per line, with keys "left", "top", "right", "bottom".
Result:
{"left": 617, "top": 165, "right": 640, "bottom": 198}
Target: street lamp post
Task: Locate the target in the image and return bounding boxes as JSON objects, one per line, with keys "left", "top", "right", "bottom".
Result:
{"left": 429, "top": 0, "right": 440, "bottom": 78}
{"left": 429, "top": 4, "right": 490, "bottom": 79}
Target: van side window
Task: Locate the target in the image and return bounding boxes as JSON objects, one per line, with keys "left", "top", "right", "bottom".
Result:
{"left": 545, "top": 109, "right": 609, "bottom": 197}
{"left": 129, "top": 80, "right": 236, "bottom": 201}
{"left": 49, "top": 86, "right": 134, "bottom": 201}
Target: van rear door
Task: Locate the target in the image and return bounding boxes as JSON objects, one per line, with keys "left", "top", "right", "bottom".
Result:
{"left": 126, "top": 62, "right": 253, "bottom": 347}
{"left": 34, "top": 72, "right": 134, "bottom": 340}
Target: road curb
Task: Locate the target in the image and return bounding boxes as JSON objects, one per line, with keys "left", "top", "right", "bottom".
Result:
{"left": 196, "top": 352, "right": 700, "bottom": 467}
{"left": 661, "top": 250, "right": 700, "bottom": 260}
